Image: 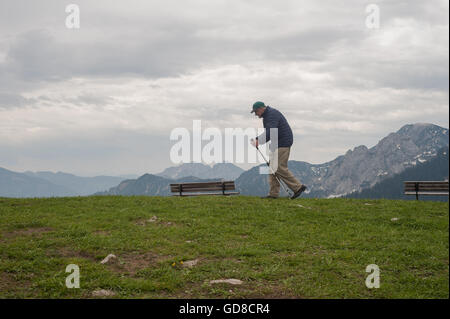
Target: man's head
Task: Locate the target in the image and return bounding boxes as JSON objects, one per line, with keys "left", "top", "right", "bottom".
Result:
{"left": 251, "top": 101, "right": 266, "bottom": 118}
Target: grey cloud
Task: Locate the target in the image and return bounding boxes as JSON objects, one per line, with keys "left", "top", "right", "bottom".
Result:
{"left": 68, "top": 93, "right": 114, "bottom": 107}
{"left": 0, "top": 0, "right": 448, "bottom": 174}
{"left": 0, "top": 92, "right": 66, "bottom": 109}
{"left": 378, "top": 0, "right": 449, "bottom": 26}
{"left": 0, "top": 92, "right": 36, "bottom": 109}
{"left": 1, "top": 0, "right": 447, "bottom": 93}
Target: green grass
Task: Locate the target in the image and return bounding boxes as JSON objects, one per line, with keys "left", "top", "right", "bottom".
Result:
{"left": 0, "top": 196, "right": 448, "bottom": 298}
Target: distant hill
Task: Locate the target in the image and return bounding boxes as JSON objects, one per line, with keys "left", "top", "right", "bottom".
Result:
{"left": 0, "top": 168, "right": 127, "bottom": 198}
{"left": 157, "top": 162, "right": 244, "bottom": 180}
{"left": 95, "top": 175, "right": 220, "bottom": 196}
{"left": 345, "top": 146, "right": 449, "bottom": 201}
{"left": 24, "top": 171, "right": 126, "bottom": 196}
{"left": 0, "top": 167, "right": 73, "bottom": 197}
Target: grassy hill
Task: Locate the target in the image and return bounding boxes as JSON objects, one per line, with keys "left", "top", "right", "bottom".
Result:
{"left": 0, "top": 196, "right": 448, "bottom": 298}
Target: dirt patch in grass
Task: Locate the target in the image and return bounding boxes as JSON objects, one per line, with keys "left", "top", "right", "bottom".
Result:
{"left": 47, "top": 247, "right": 99, "bottom": 262}
{"left": 163, "top": 221, "right": 176, "bottom": 226}
{"left": 106, "top": 251, "right": 171, "bottom": 276}
{"left": 93, "top": 230, "right": 111, "bottom": 236}
{"left": 302, "top": 246, "right": 330, "bottom": 257}
{"left": 2, "top": 227, "right": 54, "bottom": 239}
{"left": 135, "top": 219, "right": 150, "bottom": 226}
{"left": 0, "top": 272, "right": 19, "bottom": 290}
{"left": 8, "top": 202, "right": 33, "bottom": 207}
{"left": 206, "top": 256, "right": 244, "bottom": 264}
{"left": 275, "top": 252, "right": 298, "bottom": 258}
{"left": 0, "top": 272, "right": 33, "bottom": 296}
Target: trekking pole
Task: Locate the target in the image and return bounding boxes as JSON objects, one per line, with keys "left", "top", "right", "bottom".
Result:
{"left": 252, "top": 139, "right": 293, "bottom": 197}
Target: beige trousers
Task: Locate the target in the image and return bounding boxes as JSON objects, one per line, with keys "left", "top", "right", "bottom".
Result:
{"left": 268, "top": 147, "right": 303, "bottom": 197}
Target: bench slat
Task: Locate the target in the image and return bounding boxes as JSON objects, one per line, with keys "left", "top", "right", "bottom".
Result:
{"left": 404, "top": 184, "right": 448, "bottom": 187}
{"left": 405, "top": 184, "right": 448, "bottom": 188}
{"left": 173, "top": 192, "right": 240, "bottom": 196}
{"left": 404, "top": 192, "right": 449, "bottom": 196}
{"left": 171, "top": 184, "right": 235, "bottom": 189}
{"left": 405, "top": 186, "right": 449, "bottom": 190}
{"left": 405, "top": 183, "right": 449, "bottom": 186}
{"left": 171, "top": 183, "right": 235, "bottom": 188}
{"left": 171, "top": 187, "right": 236, "bottom": 192}
{"left": 170, "top": 181, "right": 234, "bottom": 187}
{"left": 404, "top": 181, "right": 448, "bottom": 183}
{"left": 404, "top": 190, "right": 449, "bottom": 192}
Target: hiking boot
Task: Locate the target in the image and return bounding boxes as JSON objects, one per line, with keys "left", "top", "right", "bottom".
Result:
{"left": 290, "top": 185, "right": 307, "bottom": 200}
{"left": 261, "top": 195, "right": 278, "bottom": 199}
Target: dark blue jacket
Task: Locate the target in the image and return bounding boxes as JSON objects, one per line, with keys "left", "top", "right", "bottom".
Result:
{"left": 256, "top": 106, "right": 293, "bottom": 148}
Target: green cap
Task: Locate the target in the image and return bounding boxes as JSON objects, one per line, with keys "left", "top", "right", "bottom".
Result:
{"left": 251, "top": 101, "right": 266, "bottom": 113}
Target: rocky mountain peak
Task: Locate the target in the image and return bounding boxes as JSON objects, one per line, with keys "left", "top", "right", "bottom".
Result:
{"left": 236, "top": 123, "right": 449, "bottom": 198}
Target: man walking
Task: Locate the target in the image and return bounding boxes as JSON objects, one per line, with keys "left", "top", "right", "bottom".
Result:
{"left": 251, "top": 101, "right": 307, "bottom": 199}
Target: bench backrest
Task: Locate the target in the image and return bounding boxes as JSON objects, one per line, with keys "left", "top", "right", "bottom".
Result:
{"left": 170, "top": 181, "right": 236, "bottom": 194}
{"left": 404, "top": 181, "right": 449, "bottom": 192}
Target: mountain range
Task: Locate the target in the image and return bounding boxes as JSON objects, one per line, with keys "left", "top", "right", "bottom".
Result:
{"left": 1, "top": 123, "right": 448, "bottom": 199}
{"left": 0, "top": 167, "right": 75, "bottom": 197}
{"left": 0, "top": 161, "right": 244, "bottom": 198}
{"left": 235, "top": 123, "right": 448, "bottom": 197}
{"left": 0, "top": 169, "right": 127, "bottom": 198}
{"left": 23, "top": 171, "right": 129, "bottom": 196}
{"left": 96, "top": 123, "right": 449, "bottom": 198}
{"left": 94, "top": 175, "right": 220, "bottom": 196}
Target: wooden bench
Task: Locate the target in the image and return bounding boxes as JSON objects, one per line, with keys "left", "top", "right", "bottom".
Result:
{"left": 404, "top": 181, "right": 449, "bottom": 200}
{"left": 170, "top": 181, "right": 240, "bottom": 196}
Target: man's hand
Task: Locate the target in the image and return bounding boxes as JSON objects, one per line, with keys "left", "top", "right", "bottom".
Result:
{"left": 251, "top": 138, "right": 259, "bottom": 148}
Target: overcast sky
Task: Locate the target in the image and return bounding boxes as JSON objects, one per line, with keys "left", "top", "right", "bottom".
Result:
{"left": 0, "top": 0, "right": 448, "bottom": 176}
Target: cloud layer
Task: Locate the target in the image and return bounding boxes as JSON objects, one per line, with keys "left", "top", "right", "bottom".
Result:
{"left": 0, "top": 0, "right": 448, "bottom": 175}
